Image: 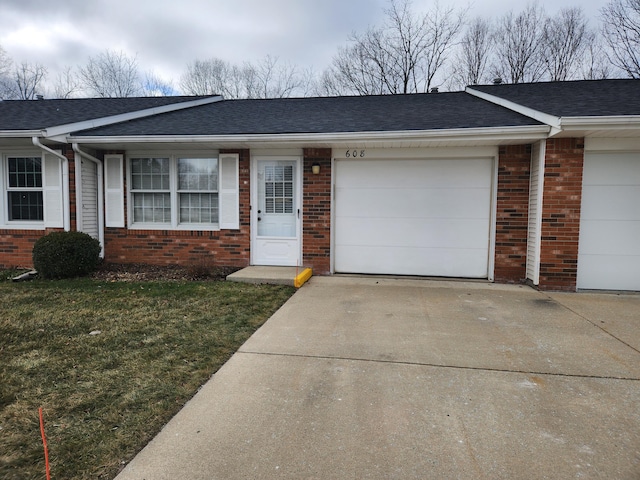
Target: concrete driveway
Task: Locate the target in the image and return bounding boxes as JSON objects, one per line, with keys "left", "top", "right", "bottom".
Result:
{"left": 116, "top": 277, "right": 640, "bottom": 479}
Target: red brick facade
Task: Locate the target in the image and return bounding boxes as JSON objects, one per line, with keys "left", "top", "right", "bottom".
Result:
{"left": 494, "top": 145, "right": 531, "bottom": 283}
{"left": 538, "top": 138, "right": 584, "bottom": 291}
{"left": 102, "top": 149, "right": 251, "bottom": 268}
{"left": 302, "top": 148, "right": 332, "bottom": 274}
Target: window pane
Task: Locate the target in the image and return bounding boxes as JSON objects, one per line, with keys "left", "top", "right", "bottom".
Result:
{"left": 263, "top": 165, "right": 294, "bottom": 214}
{"left": 132, "top": 193, "right": 170, "bottom": 223}
{"left": 179, "top": 193, "right": 218, "bottom": 224}
{"left": 178, "top": 158, "right": 218, "bottom": 191}
{"left": 8, "top": 157, "right": 42, "bottom": 188}
{"left": 130, "top": 158, "right": 169, "bottom": 191}
{"left": 8, "top": 191, "right": 43, "bottom": 221}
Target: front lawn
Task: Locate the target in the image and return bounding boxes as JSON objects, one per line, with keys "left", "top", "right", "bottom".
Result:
{"left": 0, "top": 272, "right": 295, "bottom": 479}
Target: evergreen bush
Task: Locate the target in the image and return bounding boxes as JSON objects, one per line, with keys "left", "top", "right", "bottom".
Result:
{"left": 32, "top": 231, "right": 101, "bottom": 279}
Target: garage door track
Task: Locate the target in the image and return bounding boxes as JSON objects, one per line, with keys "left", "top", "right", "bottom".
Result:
{"left": 116, "top": 277, "right": 640, "bottom": 479}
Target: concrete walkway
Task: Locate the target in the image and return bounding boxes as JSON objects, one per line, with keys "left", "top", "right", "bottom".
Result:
{"left": 115, "top": 277, "right": 640, "bottom": 479}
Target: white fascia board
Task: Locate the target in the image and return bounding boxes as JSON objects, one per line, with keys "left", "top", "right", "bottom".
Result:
{"left": 44, "top": 96, "right": 223, "bottom": 138}
{"left": 70, "top": 125, "right": 550, "bottom": 146}
{"left": 0, "top": 130, "right": 44, "bottom": 138}
{"left": 466, "top": 87, "right": 562, "bottom": 135}
{"left": 560, "top": 115, "right": 640, "bottom": 130}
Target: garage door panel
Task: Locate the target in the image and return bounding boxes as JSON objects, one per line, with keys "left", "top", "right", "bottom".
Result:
{"left": 336, "top": 217, "right": 490, "bottom": 249}
{"left": 336, "top": 159, "right": 492, "bottom": 188}
{"left": 336, "top": 187, "right": 491, "bottom": 219}
{"left": 582, "top": 153, "right": 640, "bottom": 184}
{"left": 335, "top": 158, "right": 493, "bottom": 278}
{"left": 581, "top": 186, "right": 640, "bottom": 221}
{"left": 335, "top": 245, "right": 489, "bottom": 278}
{"left": 579, "top": 221, "right": 640, "bottom": 255}
{"left": 578, "top": 153, "right": 640, "bottom": 290}
{"left": 577, "top": 255, "right": 640, "bottom": 291}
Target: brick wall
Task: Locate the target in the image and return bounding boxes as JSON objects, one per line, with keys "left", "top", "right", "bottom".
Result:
{"left": 538, "top": 138, "right": 584, "bottom": 291}
{"left": 302, "top": 148, "right": 332, "bottom": 274}
{"left": 494, "top": 145, "right": 531, "bottom": 283}
{"left": 102, "top": 149, "right": 251, "bottom": 268}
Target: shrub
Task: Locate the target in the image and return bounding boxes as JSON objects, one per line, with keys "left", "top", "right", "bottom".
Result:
{"left": 32, "top": 231, "right": 101, "bottom": 279}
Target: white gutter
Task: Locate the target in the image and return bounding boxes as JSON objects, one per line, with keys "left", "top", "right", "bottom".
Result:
{"left": 32, "top": 136, "right": 71, "bottom": 231}
{"left": 466, "top": 87, "right": 562, "bottom": 136}
{"left": 72, "top": 143, "right": 105, "bottom": 257}
{"left": 69, "top": 125, "right": 550, "bottom": 146}
{"left": 560, "top": 115, "right": 640, "bottom": 130}
{"left": 0, "top": 130, "right": 44, "bottom": 138}
{"left": 45, "top": 96, "right": 224, "bottom": 140}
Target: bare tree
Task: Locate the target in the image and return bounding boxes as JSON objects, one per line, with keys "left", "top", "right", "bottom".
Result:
{"left": 601, "top": 0, "right": 640, "bottom": 78}
{"left": 10, "top": 62, "right": 48, "bottom": 99}
{"left": 581, "top": 34, "right": 614, "bottom": 79}
{"left": 322, "top": 0, "right": 466, "bottom": 95}
{"left": 79, "top": 50, "right": 141, "bottom": 97}
{"left": 541, "top": 7, "right": 589, "bottom": 81}
{"left": 0, "top": 44, "right": 14, "bottom": 99}
{"left": 449, "top": 17, "right": 493, "bottom": 89}
{"left": 180, "top": 58, "right": 231, "bottom": 96}
{"left": 491, "top": 3, "right": 546, "bottom": 84}
{"left": 244, "top": 55, "right": 304, "bottom": 99}
{"left": 50, "top": 66, "right": 81, "bottom": 99}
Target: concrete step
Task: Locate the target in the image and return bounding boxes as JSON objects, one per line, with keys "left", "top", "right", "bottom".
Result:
{"left": 226, "top": 266, "right": 312, "bottom": 288}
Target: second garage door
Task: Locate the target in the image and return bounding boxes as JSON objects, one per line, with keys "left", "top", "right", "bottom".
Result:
{"left": 335, "top": 158, "right": 493, "bottom": 278}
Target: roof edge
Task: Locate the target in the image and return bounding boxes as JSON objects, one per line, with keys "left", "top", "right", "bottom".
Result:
{"left": 44, "top": 96, "right": 224, "bottom": 138}
{"left": 69, "top": 125, "right": 551, "bottom": 145}
{"left": 466, "top": 86, "right": 562, "bottom": 134}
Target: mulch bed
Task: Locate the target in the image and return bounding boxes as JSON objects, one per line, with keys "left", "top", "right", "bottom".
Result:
{"left": 91, "top": 263, "right": 240, "bottom": 282}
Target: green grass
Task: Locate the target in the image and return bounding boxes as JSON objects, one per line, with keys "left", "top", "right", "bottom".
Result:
{"left": 0, "top": 273, "right": 295, "bottom": 479}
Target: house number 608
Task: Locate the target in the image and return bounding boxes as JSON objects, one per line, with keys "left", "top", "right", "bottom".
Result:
{"left": 345, "top": 150, "right": 365, "bottom": 158}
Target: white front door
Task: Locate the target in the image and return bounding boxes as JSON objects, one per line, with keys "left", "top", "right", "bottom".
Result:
{"left": 252, "top": 158, "right": 301, "bottom": 266}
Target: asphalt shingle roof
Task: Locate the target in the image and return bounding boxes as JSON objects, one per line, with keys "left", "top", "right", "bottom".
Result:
{"left": 74, "top": 92, "right": 543, "bottom": 137}
{"left": 470, "top": 79, "right": 640, "bottom": 117}
{"left": 0, "top": 96, "right": 214, "bottom": 131}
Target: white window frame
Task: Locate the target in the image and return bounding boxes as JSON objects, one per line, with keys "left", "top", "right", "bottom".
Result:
{"left": 0, "top": 151, "right": 46, "bottom": 229}
{"left": 127, "top": 152, "right": 223, "bottom": 231}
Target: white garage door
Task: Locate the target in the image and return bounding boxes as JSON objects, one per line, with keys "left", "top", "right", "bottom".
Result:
{"left": 578, "top": 152, "right": 640, "bottom": 291}
{"left": 335, "top": 158, "right": 493, "bottom": 278}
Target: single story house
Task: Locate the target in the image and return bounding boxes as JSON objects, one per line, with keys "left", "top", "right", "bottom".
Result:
{"left": 0, "top": 79, "right": 638, "bottom": 292}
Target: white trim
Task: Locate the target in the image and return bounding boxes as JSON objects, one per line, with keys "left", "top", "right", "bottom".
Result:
{"left": 44, "top": 96, "right": 223, "bottom": 139}
{"left": 466, "top": 87, "right": 562, "bottom": 135}
{"left": 584, "top": 137, "right": 640, "bottom": 152}
{"left": 488, "top": 155, "right": 498, "bottom": 282}
{"left": 70, "top": 125, "right": 551, "bottom": 146}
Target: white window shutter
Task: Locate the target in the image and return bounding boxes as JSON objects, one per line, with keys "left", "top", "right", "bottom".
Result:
{"left": 219, "top": 153, "right": 239, "bottom": 230}
{"left": 43, "top": 153, "right": 64, "bottom": 227}
{"left": 104, "top": 154, "right": 124, "bottom": 228}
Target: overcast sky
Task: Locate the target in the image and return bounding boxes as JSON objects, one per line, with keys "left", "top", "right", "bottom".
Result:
{"left": 0, "top": 0, "right": 609, "bottom": 92}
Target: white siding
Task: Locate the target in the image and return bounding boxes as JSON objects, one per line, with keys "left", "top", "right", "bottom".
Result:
{"left": 79, "top": 159, "right": 99, "bottom": 240}
{"left": 526, "top": 141, "right": 545, "bottom": 285}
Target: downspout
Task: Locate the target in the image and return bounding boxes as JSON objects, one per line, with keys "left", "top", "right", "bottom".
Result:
{"left": 72, "top": 144, "right": 105, "bottom": 258}
{"left": 32, "top": 136, "right": 70, "bottom": 231}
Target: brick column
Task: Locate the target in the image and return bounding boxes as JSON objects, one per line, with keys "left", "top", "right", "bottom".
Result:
{"left": 538, "top": 138, "right": 584, "bottom": 291}
{"left": 494, "top": 145, "right": 531, "bottom": 283}
{"left": 302, "top": 148, "right": 332, "bottom": 274}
